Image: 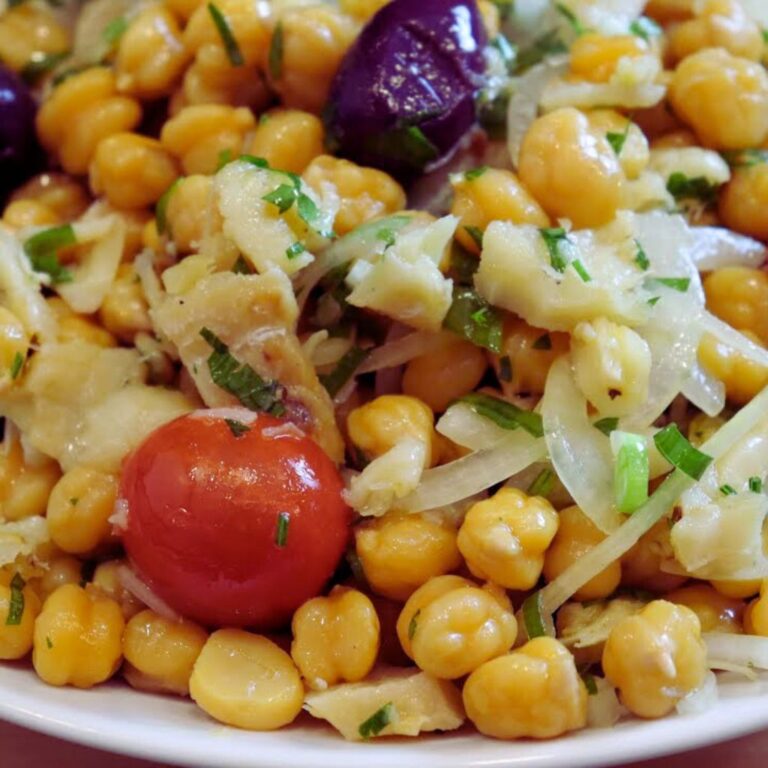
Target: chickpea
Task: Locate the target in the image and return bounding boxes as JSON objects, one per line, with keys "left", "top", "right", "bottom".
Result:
{"left": 698, "top": 331, "right": 768, "bottom": 405}
{"left": 570, "top": 33, "right": 649, "bottom": 84}
{"left": 586, "top": 111, "right": 650, "bottom": 180}
{"left": 711, "top": 579, "right": 761, "bottom": 599}
{"left": 36, "top": 556, "right": 83, "bottom": 599}
{"left": 98, "top": 263, "right": 153, "bottom": 343}
{"left": 622, "top": 520, "right": 687, "bottom": 593}
{"left": 669, "top": 48, "right": 768, "bottom": 150}
{"left": 33, "top": 584, "right": 124, "bottom": 688}
{"left": 339, "top": 0, "right": 390, "bottom": 21}
{"left": 247, "top": 109, "right": 324, "bottom": 174}
{"left": 450, "top": 167, "right": 549, "bottom": 254}
{"left": 0, "top": 578, "right": 41, "bottom": 660}
{"left": 89, "top": 560, "right": 144, "bottom": 620}
{"left": 744, "top": 581, "right": 768, "bottom": 635}
{"left": 123, "top": 610, "right": 208, "bottom": 696}
{"left": 0, "top": 434, "right": 61, "bottom": 522}
{"left": 571, "top": 318, "right": 652, "bottom": 417}
{"left": 402, "top": 337, "right": 486, "bottom": 413}
{"left": 0, "top": 4, "right": 69, "bottom": 72}
{"left": 704, "top": 267, "right": 768, "bottom": 345}
{"left": 665, "top": 584, "right": 743, "bottom": 633}
{"left": 543, "top": 506, "right": 622, "bottom": 601}
{"left": 0, "top": 306, "right": 30, "bottom": 386}
{"left": 457, "top": 488, "right": 559, "bottom": 590}
{"left": 115, "top": 4, "right": 190, "bottom": 99}
{"left": 46, "top": 297, "right": 117, "bottom": 349}
{"left": 602, "top": 600, "right": 707, "bottom": 718}
{"left": 398, "top": 577, "right": 517, "bottom": 679}
{"left": 165, "top": 0, "right": 204, "bottom": 22}
{"left": 303, "top": 155, "right": 406, "bottom": 236}
{"left": 719, "top": 163, "right": 768, "bottom": 242}
{"left": 164, "top": 174, "right": 221, "bottom": 253}
{"left": 10, "top": 173, "right": 90, "bottom": 222}
{"left": 518, "top": 107, "right": 624, "bottom": 229}
{"left": 463, "top": 637, "right": 587, "bottom": 739}
{"left": 2, "top": 200, "right": 59, "bottom": 230}
{"left": 688, "top": 413, "right": 725, "bottom": 447}
{"left": 645, "top": 0, "right": 694, "bottom": 23}
{"left": 291, "top": 586, "right": 380, "bottom": 689}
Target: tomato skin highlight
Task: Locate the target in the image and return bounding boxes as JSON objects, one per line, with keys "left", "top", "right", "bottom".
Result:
{"left": 120, "top": 410, "right": 351, "bottom": 629}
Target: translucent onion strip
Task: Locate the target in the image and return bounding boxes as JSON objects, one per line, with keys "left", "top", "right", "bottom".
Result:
{"left": 399, "top": 431, "right": 546, "bottom": 513}
{"left": 689, "top": 226, "right": 767, "bottom": 271}
{"left": 681, "top": 360, "right": 726, "bottom": 417}
{"left": 703, "top": 311, "right": 768, "bottom": 369}
{"left": 704, "top": 633, "right": 768, "bottom": 671}
{"left": 539, "top": 382, "right": 768, "bottom": 614}
{"left": 358, "top": 330, "right": 453, "bottom": 374}
{"left": 436, "top": 403, "right": 510, "bottom": 451}
{"left": 676, "top": 671, "right": 718, "bottom": 716}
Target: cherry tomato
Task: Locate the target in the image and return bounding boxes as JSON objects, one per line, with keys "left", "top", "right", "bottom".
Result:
{"left": 120, "top": 409, "right": 351, "bottom": 629}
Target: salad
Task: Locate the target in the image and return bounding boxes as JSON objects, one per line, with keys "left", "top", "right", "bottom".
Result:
{"left": 2, "top": 0, "right": 768, "bottom": 745}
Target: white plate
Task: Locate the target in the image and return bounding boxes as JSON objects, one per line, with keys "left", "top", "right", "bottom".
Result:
{"left": 1, "top": 663, "right": 768, "bottom": 768}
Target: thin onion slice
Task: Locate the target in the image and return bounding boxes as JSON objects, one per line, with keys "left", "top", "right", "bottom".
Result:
{"left": 704, "top": 633, "right": 768, "bottom": 671}
{"left": 689, "top": 227, "right": 767, "bottom": 271}
{"left": 400, "top": 431, "right": 546, "bottom": 513}
{"left": 676, "top": 671, "right": 718, "bottom": 716}
{"left": 542, "top": 357, "right": 622, "bottom": 533}
{"left": 681, "top": 360, "right": 726, "bottom": 418}
{"left": 703, "top": 311, "right": 768, "bottom": 369}
{"left": 358, "top": 331, "right": 453, "bottom": 374}
{"left": 117, "top": 564, "right": 182, "bottom": 623}
{"left": 587, "top": 678, "right": 623, "bottom": 729}
{"left": 436, "top": 403, "right": 510, "bottom": 451}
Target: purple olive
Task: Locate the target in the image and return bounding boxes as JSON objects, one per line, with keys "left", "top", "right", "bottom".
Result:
{"left": 0, "top": 65, "right": 41, "bottom": 200}
{"left": 326, "top": 0, "right": 488, "bottom": 178}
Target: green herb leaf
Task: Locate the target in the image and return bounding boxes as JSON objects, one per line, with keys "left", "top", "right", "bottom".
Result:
{"left": 594, "top": 417, "right": 619, "bottom": 436}
{"left": 20, "top": 50, "right": 70, "bottom": 83}
{"left": 606, "top": 121, "right": 631, "bottom": 156}
{"left": 286, "top": 242, "right": 306, "bottom": 260}
{"left": 613, "top": 431, "right": 650, "bottom": 514}
{"left": 9, "top": 352, "right": 24, "bottom": 380}
{"left": 498, "top": 355, "right": 512, "bottom": 382}
{"left": 358, "top": 702, "right": 396, "bottom": 740}
{"left": 407, "top": 609, "right": 420, "bottom": 641}
{"left": 666, "top": 172, "right": 719, "bottom": 203}
{"left": 69, "top": 497, "right": 79, "bottom": 506}
{"left": 216, "top": 148, "right": 233, "bottom": 170}
{"left": 522, "top": 592, "right": 547, "bottom": 639}
{"left": 225, "top": 418, "right": 251, "bottom": 438}
{"left": 464, "top": 226, "right": 484, "bottom": 249}
{"left": 448, "top": 245, "right": 478, "bottom": 285}
{"left": 720, "top": 484, "right": 737, "bottom": 496}
{"left": 232, "top": 255, "right": 252, "bottom": 274}
{"left": 459, "top": 392, "right": 544, "bottom": 438}
{"left": 647, "top": 296, "right": 661, "bottom": 307}
{"left": 319, "top": 346, "right": 369, "bottom": 398}
{"left": 275, "top": 511, "right": 290, "bottom": 547}
{"left": 46, "top": 636, "right": 53, "bottom": 649}
{"left": 155, "top": 177, "right": 182, "bottom": 235}
{"left": 572, "top": 259, "right": 592, "bottom": 282}
{"left": 269, "top": 21, "right": 284, "bottom": 80}
{"left": 648, "top": 277, "right": 691, "bottom": 292}
{"left": 476, "top": 87, "right": 511, "bottom": 139}
{"left": 200, "top": 327, "right": 285, "bottom": 415}
{"left": 634, "top": 239, "right": 650, "bottom": 270}
{"left": 262, "top": 183, "right": 297, "bottom": 213}
{"left": 749, "top": 476, "right": 763, "bottom": 493}
{"left": 208, "top": 3, "right": 244, "bottom": 66}
{"left": 6, "top": 573, "right": 25, "bottom": 626}
{"left": 533, "top": 333, "right": 551, "bottom": 350}
{"left": 540, "top": 227, "right": 574, "bottom": 273}
{"left": 443, "top": 287, "right": 503, "bottom": 353}
{"left": 527, "top": 467, "right": 555, "bottom": 497}
{"left": 491, "top": 34, "right": 516, "bottom": 72}
{"left": 516, "top": 29, "right": 567, "bottom": 71}
{"left": 555, "top": 2, "right": 587, "bottom": 34}
{"left": 721, "top": 148, "right": 768, "bottom": 168}
{"left": 102, "top": 16, "right": 128, "bottom": 47}
{"left": 296, "top": 193, "right": 319, "bottom": 224}
{"left": 630, "top": 16, "right": 662, "bottom": 42}
{"left": 653, "top": 424, "right": 713, "bottom": 480}
{"left": 240, "top": 154, "right": 270, "bottom": 168}
{"left": 23, "top": 224, "right": 76, "bottom": 284}
{"left": 581, "top": 671, "right": 598, "bottom": 695}
{"left": 376, "top": 228, "right": 396, "bottom": 248}
{"left": 465, "top": 166, "right": 489, "bottom": 182}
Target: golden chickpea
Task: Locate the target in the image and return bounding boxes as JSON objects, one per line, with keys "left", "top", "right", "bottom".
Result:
{"left": 744, "top": 581, "right": 768, "bottom": 635}
{"left": 668, "top": 0, "right": 764, "bottom": 63}
{"left": 543, "top": 506, "right": 621, "bottom": 601}
{"left": 704, "top": 267, "right": 768, "bottom": 345}
{"left": 450, "top": 167, "right": 549, "bottom": 254}
{"left": 339, "top": 0, "right": 390, "bottom": 21}
{"left": 0, "top": 577, "right": 41, "bottom": 660}
{"left": 719, "top": 163, "right": 768, "bottom": 242}
{"left": 36, "top": 556, "right": 83, "bottom": 599}
{"left": 164, "top": 174, "right": 220, "bottom": 253}
{"left": 33, "top": 584, "right": 124, "bottom": 688}
{"left": 518, "top": 107, "right": 624, "bottom": 228}
{"left": 621, "top": 520, "right": 687, "bottom": 593}
{"left": 291, "top": 586, "right": 380, "bottom": 689}
{"left": 165, "top": 0, "right": 204, "bottom": 22}
{"left": 586, "top": 110, "right": 650, "bottom": 180}
{"left": 711, "top": 579, "right": 762, "bottom": 599}
{"left": 669, "top": 48, "right": 768, "bottom": 150}
{"left": 0, "top": 436, "right": 61, "bottom": 522}
{"left": 603, "top": 600, "right": 707, "bottom": 718}
{"left": 10, "top": 173, "right": 90, "bottom": 222}
{"left": 645, "top": 0, "right": 694, "bottom": 23}
{"left": 699, "top": 330, "right": 768, "bottom": 405}
{"left": 270, "top": 5, "right": 358, "bottom": 112}
{"left": 570, "top": 33, "right": 649, "bottom": 83}
{"left": 2, "top": 200, "right": 59, "bottom": 229}
{"left": 0, "top": 305, "right": 29, "bottom": 385}
{"left": 457, "top": 488, "right": 559, "bottom": 590}
{"left": 0, "top": 4, "right": 69, "bottom": 72}
{"left": 402, "top": 337, "right": 487, "bottom": 413}
{"left": 98, "top": 263, "right": 153, "bottom": 343}
{"left": 651, "top": 130, "right": 698, "bottom": 150}
{"left": 463, "top": 637, "right": 587, "bottom": 739}
{"left": 116, "top": 4, "right": 190, "bottom": 98}
{"left": 687, "top": 413, "right": 725, "bottom": 447}
{"left": 89, "top": 560, "right": 144, "bottom": 620}
{"left": 123, "top": 610, "right": 208, "bottom": 696}
{"left": 90, "top": 133, "right": 180, "bottom": 209}
{"left": 665, "top": 584, "right": 743, "bottom": 633}
{"left": 355, "top": 512, "right": 462, "bottom": 601}
{"left": 248, "top": 109, "right": 324, "bottom": 174}
{"left": 303, "top": 155, "right": 406, "bottom": 236}
{"left": 46, "top": 467, "right": 118, "bottom": 555}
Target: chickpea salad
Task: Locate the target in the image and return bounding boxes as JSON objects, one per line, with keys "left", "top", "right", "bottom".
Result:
{"left": 2, "top": 0, "right": 768, "bottom": 748}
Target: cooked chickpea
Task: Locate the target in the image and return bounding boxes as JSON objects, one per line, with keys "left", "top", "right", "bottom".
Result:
{"left": 270, "top": 6, "right": 358, "bottom": 112}
{"left": 586, "top": 111, "right": 650, "bottom": 180}
{"left": 402, "top": 337, "right": 486, "bottom": 413}
{"left": 164, "top": 174, "right": 221, "bottom": 253}
{"left": 518, "top": 107, "right": 624, "bottom": 229}
{"left": 89, "top": 560, "right": 144, "bottom": 620}
{"left": 36, "top": 556, "right": 83, "bottom": 599}
{"left": 719, "top": 163, "right": 768, "bottom": 242}
{"left": 450, "top": 167, "right": 549, "bottom": 254}
{"left": 0, "top": 578, "right": 41, "bottom": 660}
{"left": 621, "top": 520, "right": 687, "bottom": 593}
{"left": 704, "top": 267, "right": 768, "bottom": 345}
{"left": 544, "top": 506, "right": 622, "bottom": 601}
{"left": 303, "top": 155, "right": 406, "bottom": 236}
{"left": 602, "top": 600, "right": 707, "bottom": 718}
{"left": 33, "top": 584, "right": 124, "bottom": 688}
{"left": 2, "top": 199, "right": 59, "bottom": 229}
{"left": 47, "top": 296, "right": 116, "bottom": 348}
{"left": 665, "top": 584, "right": 743, "bottom": 633}
{"left": 744, "top": 581, "right": 768, "bottom": 635}
{"left": 46, "top": 467, "right": 118, "bottom": 555}
{"left": 570, "top": 33, "right": 649, "bottom": 84}
{"left": 291, "top": 586, "right": 380, "bottom": 689}
{"left": 123, "top": 610, "right": 208, "bottom": 696}
{"left": 247, "top": 109, "right": 324, "bottom": 174}
{"left": 339, "top": 0, "right": 390, "bottom": 21}
{"left": 0, "top": 4, "right": 69, "bottom": 72}
{"left": 190, "top": 630, "right": 304, "bottom": 730}
{"left": 0, "top": 306, "right": 29, "bottom": 385}
{"left": 687, "top": 413, "right": 725, "bottom": 447}
{"left": 398, "top": 577, "right": 517, "bottom": 679}
{"left": 98, "top": 263, "right": 153, "bottom": 343}
{"left": 0, "top": 436, "right": 61, "bottom": 522}
{"left": 698, "top": 330, "right": 768, "bottom": 405}
{"left": 36, "top": 68, "right": 142, "bottom": 175}
{"left": 669, "top": 48, "right": 768, "bottom": 150}
{"left": 457, "top": 488, "right": 559, "bottom": 590}
{"left": 10, "top": 173, "right": 90, "bottom": 222}
{"left": 645, "top": 0, "right": 694, "bottom": 23}
{"left": 463, "top": 637, "right": 587, "bottom": 739}
{"left": 115, "top": 4, "right": 189, "bottom": 99}
{"left": 496, "top": 319, "right": 569, "bottom": 398}
{"left": 347, "top": 395, "right": 436, "bottom": 467}
{"left": 668, "top": 0, "right": 763, "bottom": 63}
{"left": 711, "top": 579, "right": 761, "bottom": 599}
{"left": 160, "top": 104, "right": 255, "bottom": 175}
{"left": 165, "top": 0, "right": 204, "bottom": 22}
{"left": 355, "top": 512, "right": 462, "bottom": 601}
{"left": 571, "top": 318, "right": 652, "bottom": 417}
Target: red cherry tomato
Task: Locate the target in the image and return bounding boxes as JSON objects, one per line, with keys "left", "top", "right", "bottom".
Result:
{"left": 120, "top": 409, "right": 350, "bottom": 628}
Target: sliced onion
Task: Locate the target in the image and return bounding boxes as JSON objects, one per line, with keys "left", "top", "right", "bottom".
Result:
{"left": 689, "top": 226, "right": 767, "bottom": 271}
{"left": 134, "top": 250, "right": 166, "bottom": 313}
{"left": 400, "top": 431, "right": 547, "bottom": 513}
{"left": 705, "top": 633, "right": 768, "bottom": 671}
{"left": 702, "top": 311, "right": 768, "bottom": 368}
{"left": 358, "top": 330, "right": 453, "bottom": 373}
{"left": 706, "top": 660, "right": 758, "bottom": 680}
{"left": 676, "top": 670, "right": 718, "bottom": 716}
{"left": 542, "top": 357, "right": 622, "bottom": 533}
{"left": 681, "top": 360, "right": 725, "bottom": 417}
{"left": 587, "top": 678, "right": 623, "bottom": 728}
{"left": 436, "top": 403, "right": 510, "bottom": 451}
{"left": 117, "top": 564, "right": 181, "bottom": 622}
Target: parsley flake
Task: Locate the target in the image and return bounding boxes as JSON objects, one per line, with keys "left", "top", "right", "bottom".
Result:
{"left": 358, "top": 702, "right": 396, "bottom": 740}
{"left": 6, "top": 573, "right": 25, "bottom": 626}
{"left": 23, "top": 224, "right": 76, "bottom": 284}
{"left": 275, "top": 511, "right": 290, "bottom": 547}
{"left": 225, "top": 418, "right": 251, "bottom": 438}
{"left": 634, "top": 239, "right": 650, "bottom": 270}
{"left": 539, "top": 227, "right": 575, "bottom": 273}
{"left": 9, "top": 351, "right": 24, "bottom": 380}
{"left": 208, "top": 3, "right": 244, "bottom": 66}
{"left": 286, "top": 242, "right": 306, "bottom": 260}
{"left": 465, "top": 166, "right": 488, "bottom": 181}
{"left": 269, "top": 22, "right": 284, "bottom": 80}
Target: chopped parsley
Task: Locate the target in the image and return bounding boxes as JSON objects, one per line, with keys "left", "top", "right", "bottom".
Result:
{"left": 199, "top": 327, "right": 285, "bottom": 415}
{"left": 225, "top": 418, "right": 251, "bottom": 438}
{"left": 408, "top": 609, "right": 420, "bottom": 640}
{"left": 9, "top": 352, "right": 24, "bottom": 380}
{"left": 630, "top": 16, "right": 662, "bottom": 42}
{"left": 555, "top": 3, "right": 587, "bottom": 35}
{"left": 539, "top": 227, "right": 575, "bottom": 273}
{"left": 46, "top": 636, "right": 53, "bottom": 649}
{"left": 275, "top": 511, "right": 290, "bottom": 547}
{"left": 155, "top": 177, "right": 183, "bottom": 235}
{"left": 268, "top": 21, "right": 284, "bottom": 80}
{"left": 261, "top": 175, "right": 319, "bottom": 227}
{"left": 719, "top": 484, "right": 737, "bottom": 496}
{"left": 571, "top": 258, "right": 592, "bottom": 282}
{"left": 581, "top": 671, "right": 598, "bottom": 696}
{"left": 232, "top": 255, "right": 253, "bottom": 274}
{"left": 23, "top": 224, "right": 76, "bottom": 284}
{"left": 319, "top": 346, "right": 369, "bottom": 398}
{"left": 721, "top": 148, "right": 768, "bottom": 168}
{"left": 6, "top": 573, "right": 25, "bottom": 626}
{"left": 606, "top": 121, "right": 632, "bottom": 156}
{"left": 464, "top": 226, "right": 484, "bottom": 249}
{"left": 20, "top": 50, "right": 69, "bottom": 83}
{"left": 69, "top": 497, "right": 79, "bottom": 506}
{"left": 358, "top": 702, "right": 396, "bottom": 740}
{"left": 749, "top": 476, "right": 763, "bottom": 493}
{"left": 208, "top": 3, "right": 244, "bottom": 66}
{"left": 286, "top": 242, "right": 306, "bottom": 260}
{"left": 653, "top": 424, "right": 713, "bottom": 480}
{"left": 376, "top": 228, "right": 396, "bottom": 248}
{"left": 666, "top": 172, "right": 719, "bottom": 204}
{"left": 443, "top": 287, "right": 503, "bottom": 353}
{"left": 216, "top": 148, "right": 233, "bottom": 170}
{"left": 465, "top": 166, "right": 488, "bottom": 182}
{"left": 459, "top": 392, "right": 544, "bottom": 438}
{"left": 634, "top": 239, "right": 650, "bottom": 270}
{"left": 648, "top": 277, "right": 691, "bottom": 292}
{"left": 102, "top": 16, "right": 128, "bottom": 47}
{"left": 594, "top": 417, "right": 619, "bottom": 436}
{"left": 527, "top": 467, "right": 556, "bottom": 497}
